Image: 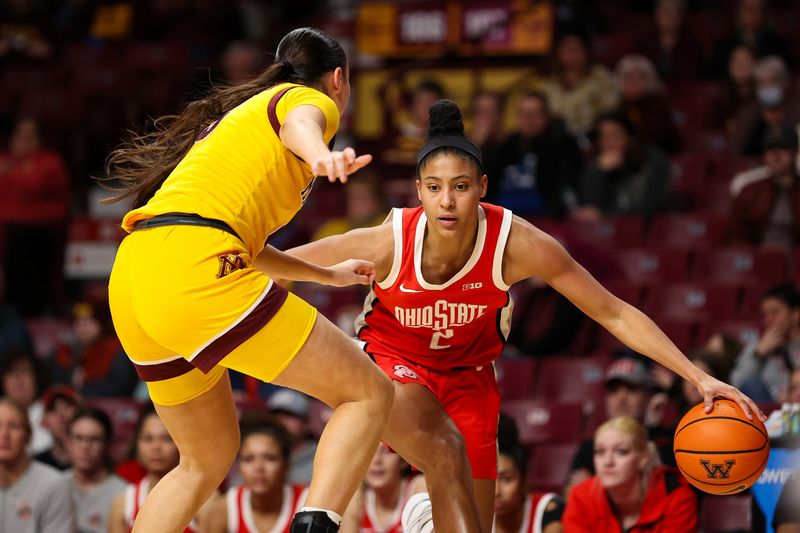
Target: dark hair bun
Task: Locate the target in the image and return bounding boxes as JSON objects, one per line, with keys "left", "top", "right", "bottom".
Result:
{"left": 427, "top": 99, "right": 464, "bottom": 139}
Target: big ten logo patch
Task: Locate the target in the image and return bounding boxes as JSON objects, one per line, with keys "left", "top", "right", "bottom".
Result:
{"left": 700, "top": 459, "right": 736, "bottom": 479}
{"left": 217, "top": 252, "right": 247, "bottom": 278}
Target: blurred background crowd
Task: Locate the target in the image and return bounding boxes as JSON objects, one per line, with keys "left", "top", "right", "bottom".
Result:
{"left": 1, "top": 0, "right": 800, "bottom": 531}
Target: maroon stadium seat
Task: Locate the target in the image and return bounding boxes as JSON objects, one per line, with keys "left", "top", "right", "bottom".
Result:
{"left": 617, "top": 248, "right": 691, "bottom": 285}
{"left": 699, "top": 494, "right": 752, "bottom": 533}
{"left": 503, "top": 400, "right": 584, "bottom": 446}
{"left": 697, "top": 319, "right": 760, "bottom": 347}
{"left": 645, "top": 283, "right": 741, "bottom": 321}
{"left": 564, "top": 216, "right": 645, "bottom": 248}
{"left": 24, "top": 318, "right": 70, "bottom": 358}
{"left": 648, "top": 214, "right": 727, "bottom": 249}
{"left": 495, "top": 358, "right": 538, "bottom": 400}
{"left": 526, "top": 443, "right": 579, "bottom": 493}
{"left": 535, "top": 356, "right": 609, "bottom": 417}
{"left": 692, "top": 247, "right": 789, "bottom": 285}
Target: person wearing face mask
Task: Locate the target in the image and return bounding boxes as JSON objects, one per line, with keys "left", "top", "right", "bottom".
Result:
{"left": 729, "top": 123, "right": 800, "bottom": 248}
{"left": 563, "top": 417, "right": 697, "bottom": 533}
{"left": 732, "top": 55, "right": 800, "bottom": 156}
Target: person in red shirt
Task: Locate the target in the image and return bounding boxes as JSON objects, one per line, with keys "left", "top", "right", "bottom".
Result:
{"left": 563, "top": 417, "right": 697, "bottom": 533}
{"left": 286, "top": 99, "right": 761, "bottom": 533}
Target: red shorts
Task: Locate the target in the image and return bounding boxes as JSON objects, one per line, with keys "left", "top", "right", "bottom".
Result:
{"left": 373, "top": 353, "right": 500, "bottom": 479}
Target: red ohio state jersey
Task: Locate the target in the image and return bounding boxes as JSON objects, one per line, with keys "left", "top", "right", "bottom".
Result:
{"left": 357, "top": 203, "right": 513, "bottom": 370}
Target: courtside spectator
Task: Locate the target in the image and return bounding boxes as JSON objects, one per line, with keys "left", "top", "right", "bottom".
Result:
{"left": 710, "top": 45, "right": 757, "bottom": 131}
{"left": 468, "top": 91, "right": 506, "bottom": 154}
{"left": 267, "top": 388, "right": 318, "bottom": 486}
{"left": 0, "top": 350, "right": 51, "bottom": 455}
{"left": 34, "top": 385, "right": 80, "bottom": 471}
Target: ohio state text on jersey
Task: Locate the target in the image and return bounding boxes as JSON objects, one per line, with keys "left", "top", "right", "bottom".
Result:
{"left": 356, "top": 203, "right": 513, "bottom": 370}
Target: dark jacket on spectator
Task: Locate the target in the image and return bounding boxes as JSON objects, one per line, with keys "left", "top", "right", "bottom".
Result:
{"left": 729, "top": 176, "right": 800, "bottom": 245}
{"left": 619, "top": 94, "right": 682, "bottom": 154}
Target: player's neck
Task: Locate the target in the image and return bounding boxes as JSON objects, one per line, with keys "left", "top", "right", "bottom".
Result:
{"left": 250, "top": 485, "right": 284, "bottom": 514}
{"left": 0, "top": 456, "right": 30, "bottom": 487}
{"left": 372, "top": 481, "right": 402, "bottom": 512}
{"left": 423, "top": 218, "right": 479, "bottom": 265}
{"left": 607, "top": 478, "right": 645, "bottom": 525}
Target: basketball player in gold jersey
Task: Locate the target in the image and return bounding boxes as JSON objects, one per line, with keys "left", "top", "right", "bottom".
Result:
{"left": 106, "top": 28, "right": 393, "bottom": 533}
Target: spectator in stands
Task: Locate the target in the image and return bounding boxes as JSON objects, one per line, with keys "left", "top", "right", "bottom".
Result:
{"left": 563, "top": 417, "right": 697, "bottom": 532}
{"left": 704, "top": 332, "right": 743, "bottom": 382}
{"left": 468, "top": 91, "right": 506, "bottom": 154}
{"left": 730, "top": 282, "right": 800, "bottom": 402}
{"left": 576, "top": 113, "right": 672, "bottom": 218}
{"left": 539, "top": 29, "right": 618, "bottom": 138}
{"left": 731, "top": 56, "right": 800, "bottom": 156}
{"left": 203, "top": 412, "right": 308, "bottom": 533}
{"left": 341, "top": 442, "right": 416, "bottom": 533}
{"left": 615, "top": 55, "right": 681, "bottom": 154}
{"left": 710, "top": 45, "right": 757, "bottom": 132}
{"left": 0, "top": 397, "right": 74, "bottom": 532}
{"left": 566, "top": 357, "right": 675, "bottom": 494}
{"left": 678, "top": 350, "right": 727, "bottom": 415}
{"left": 494, "top": 443, "right": 564, "bottom": 533}
{"left": 34, "top": 385, "right": 80, "bottom": 471}
{"left": 0, "top": 117, "right": 70, "bottom": 316}
{"left": 0, "top": 0, "right": 53, "bottom": 60}
{"left": 108, "top": 404, "right": 206, "bottom": 532}
{"left": 484, "top": 91, "right": 583, "bottom": 218}
{"left": 47, "top": 300, "right": 138, "bottom": 398}
{"left": 0, "top": 265, "right": 32, "bottom": 362}
{"left": 709, "top": 0, "right": 793, "bottom": 77}
{"left": 773, "top": 471, "right": 800, "bottom": 532}
{"left": 267, "top": 388, "right": 317, "bottom": 486}
{"left": 729, "top": 123, "right": 800, "bottom": 247}
{"left": 313, "top": 172, "right": 387, "bottom": 240}
{"left": 380, "top": 79, "right": 446, "bottom": 172}
{"left": 637, "top": 0, "right": 704, "bottom": 81}
{"left": 65, "top": 407, "right": 127, "bottom": 533}
{"left": 0, "top": 349, "right": 51, "bottom": 455}
{"left": 785, "top": 367, "right": 800, "bottom": 403}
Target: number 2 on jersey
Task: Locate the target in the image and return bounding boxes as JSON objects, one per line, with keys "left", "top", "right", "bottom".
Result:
{"left": 430, "top": 329, "right": 454, "bottom": 350}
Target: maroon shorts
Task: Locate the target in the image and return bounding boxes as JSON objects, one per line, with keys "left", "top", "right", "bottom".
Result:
{"left": 373, "top": 353, "right": 500, "bottom": 479}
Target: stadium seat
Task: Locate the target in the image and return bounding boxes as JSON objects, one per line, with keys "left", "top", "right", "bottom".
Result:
{"left": 616, "top": 248, "right": 691, "bottom": 285}
{"left": 495, "top": 358, "right": 538, "bottom": 400}
{"left": 604, "top": 281, "right": 645, "bottom": 308}
{"left": 535, "top": 356, "right": 609, "bottom": 417}
{"left": 85, "top": 398, "right": 143, "bottom": 461}
{"left": 24, "top": 318, "right": 70, "bottom": 358}
{"left": 647, "top": 214, "right": 727, "bottom": 249}
{"left": 699, "top": 494, "right": 752, "bottom": 533}
{"left": 692, "top": 247, "right": 789, "bottom": 285}
{"left": 670, "top": 154, "right": 710, "bottom": 210}
{"left": 526, "top": 443, "right": 579, "bottom": 493}
{"left": 502, "top": 400, "right": 584, "bottom": 445}
{"left": 645, "top": 283, "right": 741, "bottom": 321}
{"left": 564, "top": 216, "right": 645, "bottom": 249}
{"left": 739, "top": 283, "right": 771, "bottom": 319}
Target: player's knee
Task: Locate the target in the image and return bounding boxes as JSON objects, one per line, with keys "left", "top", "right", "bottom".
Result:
{"left": 180, "top": 426, "right": 239, "bottom": 483}
{"left": 425, "top": 431, "right": 468, "bottom": 474}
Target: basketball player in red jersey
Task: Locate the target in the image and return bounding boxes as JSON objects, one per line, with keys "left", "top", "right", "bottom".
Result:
{"left": 284, "top": 99, "right": 764, "bottom": 533}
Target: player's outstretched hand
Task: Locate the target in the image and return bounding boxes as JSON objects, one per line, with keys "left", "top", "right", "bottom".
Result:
{"left": 311, "top": 147, "right": 373, "bottom": 183}
{"left": 695, "top": 373, "right": 766, "bottom": 422}
{"left": 325, "top": 259, "right": 376, "bottom": 287}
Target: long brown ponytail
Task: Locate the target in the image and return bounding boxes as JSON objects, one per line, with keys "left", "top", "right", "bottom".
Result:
{"left": 102, "top": 27, "right": 347, "bottom": 208}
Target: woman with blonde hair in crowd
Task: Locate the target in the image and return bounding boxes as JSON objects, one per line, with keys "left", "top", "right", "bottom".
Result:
{"left": 563, "top": 417, "right": 697, "bottom": 532}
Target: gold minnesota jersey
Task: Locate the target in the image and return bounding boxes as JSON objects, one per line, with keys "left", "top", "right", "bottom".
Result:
{"left": 121, "top": 83, "right": 340, "bottom": 256}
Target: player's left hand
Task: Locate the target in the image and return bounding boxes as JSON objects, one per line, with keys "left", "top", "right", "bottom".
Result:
{"left": 695, "top": 373, "right": 766, "bottom": 422}
{"left": 325, "top": 259, "right": 376, "bottom": 287}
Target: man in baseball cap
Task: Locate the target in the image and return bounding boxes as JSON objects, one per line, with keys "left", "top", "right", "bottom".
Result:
{"left": 268, "top": 388, "right": 317, "bottom": 485}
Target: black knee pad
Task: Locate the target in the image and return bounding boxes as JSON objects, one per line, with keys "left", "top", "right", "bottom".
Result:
{"left": 289, "top": 511, "right": 339, "bottom": 533}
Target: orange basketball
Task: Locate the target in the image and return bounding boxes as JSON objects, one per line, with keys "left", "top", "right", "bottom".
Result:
{"left": 674, "top": 399, "right": 769, "bottom": 495}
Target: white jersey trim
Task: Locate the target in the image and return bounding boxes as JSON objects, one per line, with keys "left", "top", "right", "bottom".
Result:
{"left": 377, "top": 208, "right": 404, "bottom": 290}
{"left": 492, "top": 208, "right": 513, "bottom": 291}
{"left": 364, "top": 479, "right": 409, "bottom": 533}
{"left": 226, "top": 487, "right": 239, "bottom": 533}
{"left": 414, "top": 205, "right": 487, "bottom": 290}
{"left": 188, "top": 280, "right": 273, "bottom": 362}
{"left": 532, "top": 493, "right": 557, "bottom": 533}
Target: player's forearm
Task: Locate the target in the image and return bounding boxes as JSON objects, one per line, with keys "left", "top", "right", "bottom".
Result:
{"left": 602, "top": 303, "right": 704, "bottom": 385}
{"left": 255, "top": 244, "right": 333, "bottom": 284}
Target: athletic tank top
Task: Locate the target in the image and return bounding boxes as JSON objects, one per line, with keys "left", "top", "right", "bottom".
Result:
{"left": 357, "top": 203, "right": 513, "bottom": 370}
{"left": 123, "top": 477, "right": 200, "bottom": 533}
{"left": 122, "top": 83, "right": 340, "bottom": 257}
{"left": 516, "top": 492, "right": 559, "bottom": 533}
{"left": 359, "top": 479, "right": 416, "bottom": 533}
{"left": 225, "top": 484, "right": 307, "bottom": 533}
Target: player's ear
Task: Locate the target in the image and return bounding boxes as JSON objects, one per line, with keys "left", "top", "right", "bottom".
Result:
{"left": 416, "top": 179, "right": 422, "bottom": 201}
{"left": 333, "top": 66, "right": 344, "bottom": 92}
{"left": 479, "top": 174, "right": 488, "bottom": 198}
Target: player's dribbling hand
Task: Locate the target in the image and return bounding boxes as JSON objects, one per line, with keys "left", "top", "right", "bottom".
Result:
{"left": 311, "top": 147, "right": 373, "bottom": 183}
{"left": 695, "top": 373, "right": 767, "bottom": 422}
{"left": 325, "top": 259, "right": 376, "bottom": 287}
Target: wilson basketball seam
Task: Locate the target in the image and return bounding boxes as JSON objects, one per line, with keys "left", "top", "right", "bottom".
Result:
{"left": 674, "top": 415, "right": 768, "bottom": 440}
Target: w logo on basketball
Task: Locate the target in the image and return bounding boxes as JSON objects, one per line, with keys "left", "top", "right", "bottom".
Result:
{"left": 700, "top": 459, "right": 736, "bottom": 479}
{"left": 217, "top": 253, "right": 246, "bottom": 278}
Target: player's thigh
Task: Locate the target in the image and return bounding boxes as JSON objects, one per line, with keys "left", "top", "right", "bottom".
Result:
{"left": 381, "top": 381, "right": 468, "bottom": 472}
{"left": 267, "top": 312, "right": 392, "bottom": 408}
